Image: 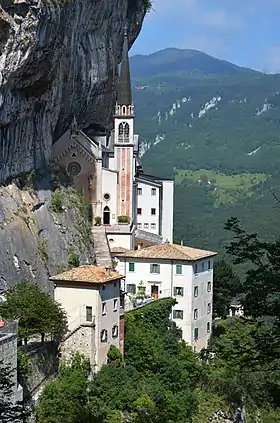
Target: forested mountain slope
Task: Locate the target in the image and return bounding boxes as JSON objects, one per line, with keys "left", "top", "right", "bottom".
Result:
{"left": 131, "top": 48, "right": 280, "bottom": 253}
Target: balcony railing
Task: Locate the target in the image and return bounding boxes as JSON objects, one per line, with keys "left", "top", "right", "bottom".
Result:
{"left": 124, "top": 289, "right": 172, "bottom": 312}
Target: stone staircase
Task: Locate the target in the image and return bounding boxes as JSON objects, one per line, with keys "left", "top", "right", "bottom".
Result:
{"left": 92, "top": 226, "right": 113, "bottom": 268}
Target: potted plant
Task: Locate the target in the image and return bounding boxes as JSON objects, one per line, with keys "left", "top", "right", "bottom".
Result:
{"left": 117, "top": 215, "right": 130, "bottom": 224}
{"left": 94, "top": 216, "right": 101, "bottom": 226}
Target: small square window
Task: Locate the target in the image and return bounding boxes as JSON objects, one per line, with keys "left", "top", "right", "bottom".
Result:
{"left": 194, "top": 308, "right": 198, "bottom": 320}
{"left": 114, "top": 299, "right": 118, "bottom": 311}
{"left": 102, "top": 302, "right": 107, "bottom": 315}
{"left": 112, "top": 325, "right": 119, "bottom": 338}
{"left": 137, "top": 188, "right": 142, "bottom": 195}
{"left": 194, "top": 263, "right": 198, "bottom": 274}
{"left": 207, "top": 322, "right": 211, "bottom": 333}
{"left": 151, "top": 188, "right": 156, "bottom": 196}
{"left": 208, "top": 260, "right": 211, "bottom": 270}
{"left": 129, "top": 262, "right": 135, "bottom": 272}
{"left": 194, "top": 286, "right": 198, "bottom": 297}
{"left": 151, "top": 208, "right": 156, "bottom": 215}
{"left": 207, "top": 303, "right": 211, "bottom": 314}
{"left": 151, "top": 223, "right": 156, "bottom": 229}
{"left": 127, "top": 284, "right": 136, "bottom": 294}
{"left": 144, "top": 223, "right": 149, "bottom": 229}
{"left": 173, "top": 310, "right": 183, "bottom": 319}
{"left": 176, "top": 265, "right": 182, "bottom": 275}
{"left": 194, "top": 327, "right": 199, "bottom": 340}
{"left": 86, "top": 306, "right": 93, "bottom": 322}
{"left": 100, "top": 329, "right": 108, "bottom": 343}
{"left": 201, "top": 262, "right": 205, "bottom": 272}
{"left": 137, "top": 208, "right": 142, "bottom": 215}
{"left": 137, "top": 223, "right": 142, "bottom": 228}
{"left": 207, "top": 281, "right": 211, "bottom": 292}
{"left": 173, "top": 286, "right": 184, "bottom": 296}
{"left": 150, "top": 264, "right": 160, "bottom": 274}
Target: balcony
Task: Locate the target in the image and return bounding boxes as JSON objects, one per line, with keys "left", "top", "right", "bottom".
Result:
{"left": 124, "top": 289, "right": 172, "bottom": 313}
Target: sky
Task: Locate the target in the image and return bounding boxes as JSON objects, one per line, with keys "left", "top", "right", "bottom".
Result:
{"left": 131, "top": 0, "right": 280, "bottom": 73}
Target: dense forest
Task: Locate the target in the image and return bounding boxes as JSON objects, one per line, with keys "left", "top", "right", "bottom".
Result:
{"left": 131, "top": 48, "right": 280, "bottom": 254}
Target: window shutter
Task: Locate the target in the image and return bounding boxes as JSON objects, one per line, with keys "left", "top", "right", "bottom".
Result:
{"left": 150, "top": 264, "right": 153, "bottom": 273}
{"left": 181, "top": 287, "right": 184, "bottom": 296}
{"left": 173, "top": 287, "right": 177, "bottom": 296}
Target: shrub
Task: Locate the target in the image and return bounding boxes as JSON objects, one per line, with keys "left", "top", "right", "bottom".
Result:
{"left": 68, "top": 248, "right": 80, "bottom": 268}
{"left": 117, "top": 215, "right": 130, "bottom": 224}
{"left": 51, "top": 189, "right": 64, "bottom": 213}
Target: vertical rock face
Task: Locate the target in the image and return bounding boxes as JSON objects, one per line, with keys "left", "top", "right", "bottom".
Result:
{"left": 0, "top": 0, "right": 145, "bottom": 182}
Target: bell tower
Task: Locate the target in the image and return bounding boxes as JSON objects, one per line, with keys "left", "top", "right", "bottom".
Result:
{"left": 114, "top": 24, "right": 135, "bottom": 220}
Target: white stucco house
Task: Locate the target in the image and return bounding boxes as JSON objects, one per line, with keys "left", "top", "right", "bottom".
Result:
{"left": 114, "top": 243, "right": 217, "bottom": 352}
{"left": 50, "top": 265, "right": 124, "bottom": 371}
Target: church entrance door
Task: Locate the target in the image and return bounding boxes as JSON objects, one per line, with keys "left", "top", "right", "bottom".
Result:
{"left": 103, "top": 206, "right": 110, "bottom": 225}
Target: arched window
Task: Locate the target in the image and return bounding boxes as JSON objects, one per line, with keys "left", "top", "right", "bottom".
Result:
{"left": 118, "top": 123, "right": 124, "bottom": 137}
{"left": 103, "top": 206, "right": 110, "bottom": 225}
{"left": 122, "top": 106, "right": 126, "bottom": 115}
{"left": 124, "top": 123, "right": 129, "bottom": 138}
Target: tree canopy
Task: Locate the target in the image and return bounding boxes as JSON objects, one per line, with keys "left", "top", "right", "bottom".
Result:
{"left": 213, "top": 260, "right": 240, "bottom": 318}
{"left": 0, "top": 281, "right": 67, "bottom": 343}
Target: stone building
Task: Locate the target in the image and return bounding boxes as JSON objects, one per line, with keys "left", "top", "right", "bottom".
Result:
{"left": 51, "top": 27, "right": 174, "bottom": 251}
{"left": 50, "top": 265, "right": 123, "bottom": 371}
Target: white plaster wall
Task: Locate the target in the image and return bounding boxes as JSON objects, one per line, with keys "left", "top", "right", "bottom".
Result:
{"left": 114, "top": 117, "right": 134, "bottom": 145}
{"left": 161, "top": 180, "right": 174, "bottom": 242}
{"left": 96, "top": 280, "right": 121, "bottom": 369}
{"left": 107, "top": 233, "right": 133, "bottom": 250}
{"left": 108, "top": 157, "right": 115, "bottom": 170}
{"left": 191, "top": 258, "right": 214, "bottom": 352}
{"left": 117, "top": 258, "right": 200, "bottom": 346}
{"left": 136, "top": 182, "right": 160, "bottom": 233}
{"left": 54, "top": 283, "right": 98, "bottom": 331}
{"left": 102, "top": 168, "right": 118, "bottom": 224}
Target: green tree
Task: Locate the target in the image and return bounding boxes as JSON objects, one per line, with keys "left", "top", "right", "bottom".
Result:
{"left": 0, "top": 360, "right": 28, "bottom": 422}
{"left": 213, "top": 260, "right": 240, "bottom": 318}
{"left": 0, "top": 281, "right": 67, "bottom": 344}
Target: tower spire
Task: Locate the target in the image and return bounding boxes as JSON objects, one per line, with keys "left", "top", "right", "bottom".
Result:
{"left": 117, "top": 22, "right": 132, "bottom": 107}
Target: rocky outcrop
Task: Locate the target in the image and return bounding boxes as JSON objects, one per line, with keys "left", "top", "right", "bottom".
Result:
{"left": 0, "top": 171, "right": 95, "bottom": 292}
{"left": 0, "top": 0, "right": 145, "bottom": 182}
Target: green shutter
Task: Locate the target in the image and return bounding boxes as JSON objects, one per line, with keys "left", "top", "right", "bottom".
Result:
{"left": 194, "top": 327, "right": 199, "bottom": 340}
{"left": 176, "top": 265, "right": 182, "bottom": 274}
{"left": 181, "top": 287, "right": 184, "bottom": 296}
{"left": 129, "top": 262, "right": 135, "bottom": 272}
{"left": 173, "top": 287, "right": 177, "bottom": 296}
{"left": 150, "top": 264, "right": 153, "bottom": 273}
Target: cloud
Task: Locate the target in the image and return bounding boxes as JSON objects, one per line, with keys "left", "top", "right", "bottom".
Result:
{"left": 263, "top": 46, "right": 280, "bottom": 73}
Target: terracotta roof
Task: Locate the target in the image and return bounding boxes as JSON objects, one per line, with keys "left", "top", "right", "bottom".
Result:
{"left": 118, "top": 243, "right": 217, "bottom": 261}
{"left": 111, "top": 246, "right": 128, "bottom": 253}
{"left": 50, "top": 265, "right": 123, "bottom": 284}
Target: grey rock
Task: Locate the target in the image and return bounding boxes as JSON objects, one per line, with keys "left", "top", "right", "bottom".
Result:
{"left": 0, "top": 0, "right": 145, "bottom": 182}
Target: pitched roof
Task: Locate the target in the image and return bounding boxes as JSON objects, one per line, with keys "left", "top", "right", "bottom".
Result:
{"left": 118, "top": 243, "right": 217, "bottom": 261}
{"left": 111, "top": 246, "right": 128, "bottom": 254}
{"left": 50, "top": 265, "right": 123, "bottom": 284}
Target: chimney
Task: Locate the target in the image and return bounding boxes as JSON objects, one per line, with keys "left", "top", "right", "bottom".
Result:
{"left": 105, "top": 267, "right": 111, "bottom": 277}
{"left": 181, "top": 240, "right": 184, "bottom": 246}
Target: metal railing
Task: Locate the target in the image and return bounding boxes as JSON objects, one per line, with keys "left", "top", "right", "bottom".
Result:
{"left": 124, "top": 289, "right": 172, "bottom": 312}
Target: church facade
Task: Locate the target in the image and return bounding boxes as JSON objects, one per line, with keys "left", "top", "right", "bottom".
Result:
{"left": 52, "top": 28, "right": 174, "bottom": 250}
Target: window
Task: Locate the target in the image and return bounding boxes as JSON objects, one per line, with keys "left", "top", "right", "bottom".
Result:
{"left": 129, "top": 262, "right": 135, "bottom": 272}
{"left": 207, "top": 322, "right": 211, "bottom": 333}
{"left": 100, "top": 329, "right": 108, "bottom": 342}
{"left": 150, "top": 264, "right": 160, "bottom": 274}
{"left": 112, "top": 325, "right": 119, "bottom": 338}
{"left": 201, "top": 262, "right": 205, "bottom": 272}
{"left": 194, "top": 327, "right": 199, "bottom": 340}
{"left": 137, "top": 208, "right": 142, "bottom": 215}
{"left": 207, "top": 303, "right": 211, "bottom": 314}
{"left": 207, "top": 281, "right": 211, "bottom": 292}
{"left": 194, "top": 263, "right": 198, "bottom": 274}
{"left": 137, "top": 188, "right": 142, "bottom": 195}
{"left": 102, "top": 302, "right": 107, "bottom": 315}
{"left": 144, "top": 223, "right": 149, "bottom": 229}
{"left": 194, "top": 286, "right": 198, "bottom": 297}
{"left": 103, "top": 193, "right": 110, "bottom": 201}
{"left": 127, "top": 284, "right": 136, "bottom": 294}
{"left": 137, "top": 222, "right": 142, "bottom": 228}
{"left": 208, "top": 260, "right": 211, "bottom": 270}
{"left": 86, "top": 306, "right": 93, "bottom": 322}
{"left": 173, "top": 286, "right": 184, "bottom": 296}
{"left": 194, "top": 308, "right": 198, "bottom": 320}
{"left": 176, "top": 264, "right": 182, "bottom": 275}
{"left": 173, "top": 310, "right": 183, "bottom": 319}
{"left": 113, "top": 299, "right": 118, "bottom": 311}
{"left": 151, "top": 223, "right": 156, "bottom": 229}
{"left": 151, "top": 208, "right": 156, "bottom": 215}
{"left": 151, "top": 188, "right": 156, "bottom": 195}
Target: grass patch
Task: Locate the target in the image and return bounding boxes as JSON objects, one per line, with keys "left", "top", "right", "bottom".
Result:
{"left": 175, "top": 169, "right": 268, "bottom": 206}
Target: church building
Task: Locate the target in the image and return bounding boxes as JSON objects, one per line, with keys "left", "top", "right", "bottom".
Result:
{"left": 52, "top": 27, "right": 174, "bottom": 250}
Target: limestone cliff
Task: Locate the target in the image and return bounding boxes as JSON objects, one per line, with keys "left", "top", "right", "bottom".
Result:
{"left": 0, "top": 0, "right": 145, "bottom": 182}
